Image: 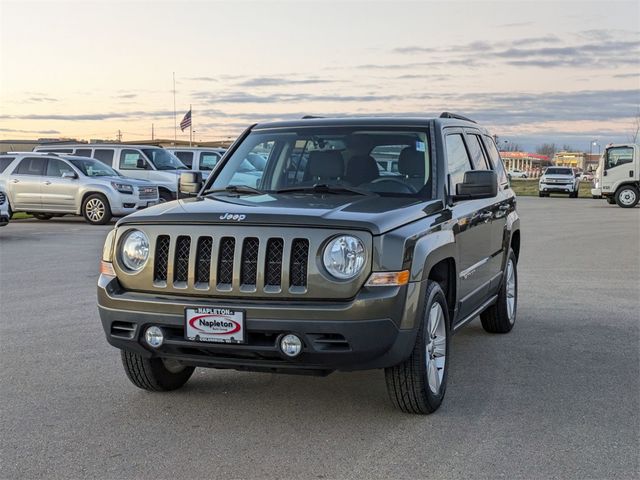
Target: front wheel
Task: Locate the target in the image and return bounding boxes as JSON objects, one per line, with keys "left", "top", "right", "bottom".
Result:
{"left": 615, "top": 185, "right": 639, "bottom": 208}
{"left": 121, "top": 351, "right": 195, "bottom": 391}
{"left": 33, "top": 213, "right": 54, "bottom": 220}
{"left": 606, "top": 197, "right": 616, "bottom": 205}
{"left": 158, "top": 190, "right": 174, "bottom": 203}
{"left": 481, "top": 249, "right": 518, "bottom": 333}
{"left": 82, "top": 193, "right": 112, "bottom": 225}
{"left": 385, "top": 281, "right": 450, "bottom": 414}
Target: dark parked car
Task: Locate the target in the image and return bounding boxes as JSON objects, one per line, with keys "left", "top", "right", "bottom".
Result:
{"left": 97, "top": 113, "right": 520, "bottom": 414}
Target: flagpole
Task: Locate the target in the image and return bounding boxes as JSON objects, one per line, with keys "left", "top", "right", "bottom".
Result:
{"left": 173, "top": 72, "right": 177, "bottom": 144}
{"left": 189, "top": 104, "right": 192, "bottom": 147}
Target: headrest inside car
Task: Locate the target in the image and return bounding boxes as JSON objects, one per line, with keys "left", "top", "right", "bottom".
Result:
{"left": 398, "top": 147, "right": 425, "bottom": 178}
{"left": 307, "top": 150, "right": 344, "bottom": 178}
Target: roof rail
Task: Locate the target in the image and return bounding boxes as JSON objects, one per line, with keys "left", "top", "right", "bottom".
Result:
{"left": 439, "top": 112, "right": 477, "bottom": 123}
{"left": 301, "top": 115, "right": 324, "bottom": 119}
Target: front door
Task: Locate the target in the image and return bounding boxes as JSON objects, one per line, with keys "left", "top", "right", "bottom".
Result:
{"left": 118, "top": 148, "right": 150, "bottom": 182}
{"left": 603, "top": 146, "right": 636, "bottom": 195}
{"left": 7, "top": 157, "right": 46, "bottom": 210}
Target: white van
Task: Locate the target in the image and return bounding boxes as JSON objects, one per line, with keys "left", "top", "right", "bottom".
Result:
{"left": 165, "top": 147, "right": 226, "bottom": 177}
{"left": 591, "top": 143, "right": 639, "bottom": 208}
{"left": 33, "top": 144, "right": 188, "bottom": 202}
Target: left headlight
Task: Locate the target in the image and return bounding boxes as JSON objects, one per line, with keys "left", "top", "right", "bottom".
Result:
{"left": 120, "top": 230, "right": 149, "bottom": 272}
{"left": 323, "top": 235, "right": 366, "bottom": 280}
{"left": 111, "top": 182, "right": 134, "bottom": 194}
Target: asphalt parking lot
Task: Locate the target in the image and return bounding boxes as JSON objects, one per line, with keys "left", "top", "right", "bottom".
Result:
{"left": 1, "top": 197, "right": 638, "bottom": 480}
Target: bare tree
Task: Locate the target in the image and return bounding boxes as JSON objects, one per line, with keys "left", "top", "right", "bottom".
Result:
{"left": 631, "top": 106, "right": 640, "bottom": 143}
{"left": 536, "top": 143, "right": 556, "bottom": 158}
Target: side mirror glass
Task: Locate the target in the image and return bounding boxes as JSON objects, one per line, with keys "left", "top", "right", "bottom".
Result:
{"left": 453, "top": 170, "right": 498, "bottom": 201}
{"left": 179, "top": 171, "right": 203, "bottom": 196}
{"left": 62, "top": 171, "right": 77, "bottom": 179}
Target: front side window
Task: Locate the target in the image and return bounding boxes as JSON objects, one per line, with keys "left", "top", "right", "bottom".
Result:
{"left": 174, "top": 151, "right": 194, "bottom": 168}
{"left": 482, "top": 135, "right": 509, "bottom": 186}
{"left": 94, "top": 149, "right": 114, "bottom": 165}
{"left": 119, "top": 149, "right": 146, "bottom": 170}
{"left": 0, "top": 157, "right": 15, "bottom": 173}
{"left": 200, "top": 152, "right": 221, "bottom": 170}
{"left": 141, "top": 148, "right": 187, "bottom": 170}
{"left": 606, "top": 147, "right": 634, "bottom": 169}
{"left": 466, "top": 134, "right": 490, "bottom": 170}
{"left": 445, "top": 134, "right": 472, "bottom": 193}
{"left": 69, "top": 158, "right": 120, "bottom": 177}
{"left": 204, "top": 127, "right": 431, "bottom": 198}
{"left": 14, "top": 157, "right": 46, "bottom": 176}
{"left": 46, "top": 159, "right": 75, "bottom": 177}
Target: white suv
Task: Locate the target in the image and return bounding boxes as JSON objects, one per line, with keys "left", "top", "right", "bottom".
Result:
{"left": 0, "top": 188, "right": 9, "bottom": 226}
{"left": 539, "top": 167, "right": 580, "bottom": 198}
{"left": 0, "top": 153, "right": 159, "bottom": 225}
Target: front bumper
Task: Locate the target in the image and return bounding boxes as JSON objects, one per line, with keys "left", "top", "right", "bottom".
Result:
{"left": 97, "top": 275, "right": 423, "bottom": 374}
{"left": 111, "top": 197, "right": 159, "bottom": 216}
{"left": 539, "top": 183, "right": 575, "bottom": 193}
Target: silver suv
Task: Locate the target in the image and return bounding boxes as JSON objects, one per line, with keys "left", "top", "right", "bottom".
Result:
{"left": 539, "top": 167, "right": 580, "bottom": 198}
{"left": 0, "top": 153, "right": 159, "bottom": 225}
{"left": 0, "top": 187, "right": 9, "bottom": 226}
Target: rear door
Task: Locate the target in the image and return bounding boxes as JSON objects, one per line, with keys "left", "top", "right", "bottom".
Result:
{"left": 445, "top": 130, "right": 495, "bottom": 321}
{"left": 7, "top": 157, "right": 46, "bottom": 209}
{"left": 172, "top": 151, "right": 194, "bottom": 169}
{"left": 41, "top": 158, "right": 78, "bottom": 212}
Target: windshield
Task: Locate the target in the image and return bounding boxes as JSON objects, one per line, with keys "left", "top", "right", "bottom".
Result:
{"left": 203, "top": 127, "right": 431, "bottom": 198}
{"left": 142, "top": 148, "right": 187, "bottom": 170}
{"left": 69, "top": 158, "right": 120, "bottom": 177}
{"left": 545, "top": 168, "right": 573, "bottom": 175}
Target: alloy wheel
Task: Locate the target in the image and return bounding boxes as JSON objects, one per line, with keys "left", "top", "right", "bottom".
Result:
{"left": 425, "top": 302, "right": 447, "bottom": 394}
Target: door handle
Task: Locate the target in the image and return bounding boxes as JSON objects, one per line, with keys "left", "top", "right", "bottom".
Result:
{"left": 630, "top": 170, "right": 634, "bottom": 178}
{"left": 11, "top": 179, "right": 19, "bottom": 183}
{"left": 43, "top": 181, "right": 51, "bottom": 185}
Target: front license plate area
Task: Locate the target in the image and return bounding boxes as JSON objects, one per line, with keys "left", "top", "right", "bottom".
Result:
{"left": 185, "top": 307, "right": 245, "bottom": 344}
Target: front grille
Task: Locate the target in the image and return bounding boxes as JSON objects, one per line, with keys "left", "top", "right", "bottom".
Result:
{"left": 0, "top": 192, "right": 5, "bottom": 205}
{"left": 150, "top": 233, "right": 311, "bottom": 294}
{"left": 217, "top": 237, "right": 236, "bottom": 286}
{"left": 154, "top": 235, "right": 170, "bottom": 282}
{"left": 174, "top": 236, "right": 191, "bottom": 284}
{"left": 290, "top": 239, "right": 309, "bottom": 288}
{"left": 138, "top": 186, "right": 158, "bottom": 199}
{"left": 240, "top": 238, "right": 259, "bottom": 287}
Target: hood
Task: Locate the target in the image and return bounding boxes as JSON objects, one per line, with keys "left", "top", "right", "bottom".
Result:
{"left": 118, "top": 193, "right": 444, "bottom": 235}
{"left": 102, "top": 176, "right": 155, "bottom": 186}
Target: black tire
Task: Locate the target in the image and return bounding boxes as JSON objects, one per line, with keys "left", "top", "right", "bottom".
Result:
{"left": 159, "top": 190, "right": 174, "bottom": 203}
{"left": 121, "top": 350, "right": 195, "bottom": 391}
{"left": 82, "top": 193, "right": 112, "bottom": 225}
{"left": 385, "top": 281, "right": 450, "bottom": 414}
{"left": 606, "top": 197, "right": 616, "bottom": 205}
{"left": 615, "top": 185, "right": 639, "bottom": 208}
{"left": 481, "top": 249, "right": 518, "bottom": 334}
{"left": 33, "top": 213, "right": 54, "bottom": 220}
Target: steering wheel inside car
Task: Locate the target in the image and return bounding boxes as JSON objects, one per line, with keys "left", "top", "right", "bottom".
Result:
{"left": 369, "top": 177, "right": 417, "bottom": 194}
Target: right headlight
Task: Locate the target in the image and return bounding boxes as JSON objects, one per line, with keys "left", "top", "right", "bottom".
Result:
{"left": 120, "top": 229, "right": 149, "bottom": 272}
{"left": 322, "top": 235, "right": 366, "bottom": 280}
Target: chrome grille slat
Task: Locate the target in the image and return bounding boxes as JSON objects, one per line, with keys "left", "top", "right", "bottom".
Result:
{"left": 240, "top": 238, "right": 259, "bottom": 288}
{"left": 173, "top": 236, "right": 191, "bottom": 286}
{"left": 290, "top": 239, "right": 309, "bottom": 288}
{"left": 195, "top": 237, "right": 213, "bottom": 286}
{"left": 217, "top": 237, "right": 235, "bottom": 288}
{"left": 153, "top": 235, "right": 170, "bottom": 284}
{"left": 264, "top": 238, "right": 284, "bottom": 290}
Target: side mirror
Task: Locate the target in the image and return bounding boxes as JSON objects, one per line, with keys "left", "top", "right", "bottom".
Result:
{"left": 179, "top": 171, "right": 203, "bottom": 196}
{"left": 453, "top": 170, "right": 498, "bottom": 201}
{"left": 136, "top": 158, "right": 147, "bottom": 169}
{"left": 575, "top": 173, "right": 581, "bottom": 178}
{"left": 62, "top": 171, "right": 77, "bottom": 179}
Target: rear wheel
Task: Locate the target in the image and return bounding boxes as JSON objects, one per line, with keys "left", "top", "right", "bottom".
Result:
{"left": 481, "top": 249, "right": 518, "bottom": 333}
{"left": 32, "top": 213, "right": 54, "bottom": 220}
{"left": 615, "top": 185, "right": 639, "bottom": 208}
{"left": 121, "top": 351, "right": 195, "bottom": 391}
{"left": 82, "top": 193, "right": 112, "bottom": 225}
{"left": 385, "top": 281, "right": 450, "bottom": 414}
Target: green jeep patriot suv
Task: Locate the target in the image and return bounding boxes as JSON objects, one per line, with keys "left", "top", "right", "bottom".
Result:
{"left": 98, "top": 113, "right": 521, "bottom": 414}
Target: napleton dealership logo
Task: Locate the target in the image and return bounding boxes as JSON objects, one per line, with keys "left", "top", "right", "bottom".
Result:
{"left": 188, "top": 314, "right": 241, "bottom": 335}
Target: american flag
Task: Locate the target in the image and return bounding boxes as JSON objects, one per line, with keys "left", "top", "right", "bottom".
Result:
{"left": 179, "top": 109, "right": 192, "bottom": 131}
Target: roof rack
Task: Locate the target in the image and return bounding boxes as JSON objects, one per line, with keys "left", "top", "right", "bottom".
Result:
{"left": 301, "top": 115, "right": 324, "bottom": 119}
{"left": 439, "top": 112, "right": 477, "bottom": 124}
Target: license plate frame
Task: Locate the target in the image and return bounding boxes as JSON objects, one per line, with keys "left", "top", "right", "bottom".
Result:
{"left": 184, "top": 307, "right": 246, "bottom": 344}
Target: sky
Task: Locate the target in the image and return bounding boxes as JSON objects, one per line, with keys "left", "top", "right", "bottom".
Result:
{"left": 1, "top": 0, "right": 639, "bottom": 151}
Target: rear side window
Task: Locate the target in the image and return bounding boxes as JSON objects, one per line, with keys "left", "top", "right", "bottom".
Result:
{"left": 174, "top": 151, "right": 194, "bottom": 168}
{"left": 75, "top": 149, "right": 92, "bottom": 157}
{"left": 482, "top": 136, "right": 509, "bottom": 186}
{"left": 14, "top": 157, "right": 46, "bottom": 175}
{"left": 0, "top": 157, "right": 15, "bottom": 173}
{"left": 466, "top": 134, "right": 490, "bottom": 170}
{"left": 94, "top": 149, "right": 114, "bottom": 165}
{"left": 445, "top": 134, "right": 473, "bottom": 192}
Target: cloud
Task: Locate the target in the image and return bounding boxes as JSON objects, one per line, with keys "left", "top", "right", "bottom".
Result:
{"left": 613, "top": 73, "right": 639, "bottom": 79}
{"left": 115, "top": 93, "right": 137, "bottom": 99}
{"left": 187, "top": 76, "right": 218, "bottom": 82}
{"left": 236, "top": 76, "right": 336, "bottom": 87}
{"left": 497, "top": 22, "right": 533, "bottom": 28}
{"left": 28, "top": 97, "right": 58, "bottom": 103}
{"left": 0, "top": 127, "right": 61, "bottom": 134}
{"left": 191, "top": 91, "right": 402, "bottom": 104}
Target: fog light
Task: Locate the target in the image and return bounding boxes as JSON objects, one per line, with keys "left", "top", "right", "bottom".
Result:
{"left": 280, "top": 334, "right": 303, "bottom": 357}
{"left": 145, "top": 326, "right": 164, "bottom": 348}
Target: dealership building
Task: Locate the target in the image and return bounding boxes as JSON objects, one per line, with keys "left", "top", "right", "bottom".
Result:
{"left": 499, "top": 152, "right": 552, "bottom": 177}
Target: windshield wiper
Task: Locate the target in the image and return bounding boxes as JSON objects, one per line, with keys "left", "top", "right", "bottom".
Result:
{"left": 275, "top": 184, "right": 374, "bottom": 196}
{"left": 204, "top": 185, "right": 264, "bottom": 196}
